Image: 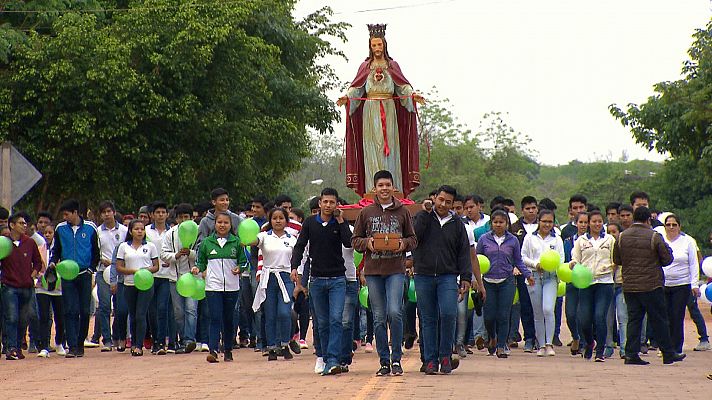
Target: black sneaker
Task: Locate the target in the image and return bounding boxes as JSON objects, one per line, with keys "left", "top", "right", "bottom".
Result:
{"left": 440, "top": 357, "right": 453, "bottom": 374}
{"left": 624, "top": 356, "right": 649, "bottom": 365}
{"left": 662, "top": 353, "right": 686, "bottom": 364}
{"left": 156, "top": 345, "right": 167, "bottom": 355}
{"left": 552, "top": 336, "right": 563, "bottom": 347}
{"left": 76, "top": 346, "right": 84, "bottom": 358}
{"left": 185, "top": 342, "right": 197, "bottom": 354}
{"left": 282, "top": 345, "right": 294, "bottom": 360}
{"left": 376, "top": 363, "right": 391, "bottom": 376}
{"left": 6, "top": 349, "right": 19, "bottom": 360}
{"left": 391, "top": 362, "right": 403, "bottom": 376}
{"left": 65, "top": 351, "right": 76, "bottom": 359}
{"left": 404, "top": 334, "right": 416, "bottom": 350}
{"left": 583, "top": 346, "right": 593, "bottom": 360}
{"left": 224, "top": 351, "right": 233, "bottom": 362}
{"left": 288, "top": 340, "right": 301, "bottom": 355}
{"left": 248, "top": 338, "right": 257, "bottom": 348}
{"left": 424, "top": 360, "right": 438, "bottom": 375}
{"left": 340, "top": 364, "right": 350, "bottom": 373}
{"left": 268, "top": 349, "right": 278, "bottom": 361}
{"left": 322, "top": 365, "right": 341, "bottom": 375}
{"left": 206, "top": 351, "right": 219, "bottom": 363}
{"left": 419, "top": 362, "right": 427, "bottom": 373}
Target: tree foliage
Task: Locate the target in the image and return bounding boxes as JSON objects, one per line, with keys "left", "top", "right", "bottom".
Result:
{"left": 0, "top": 0, "right": 348, "bottom": 213}
{"left": 610, "top": 19, "right": 712, "bottom": 250}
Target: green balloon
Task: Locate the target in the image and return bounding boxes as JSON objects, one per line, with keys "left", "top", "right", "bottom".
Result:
{"left": 238, "top": 218, "right": 260, "bottom": 245}
{"left": 41, "top": 274, "right": 48, "bottom": 290}
{"left": 557, "top": 281, "right": 566, "bottom": 297}
{"left": 191, "top": 278, "right": 206, "bottom": 300}
{"left": 513, "top": 288, "right": 519, "bottom": 304}
{"left": 540, "top": 250, "right": 561, "bottom": 272}
{"left": 408, "top": 278, "right": 417, "bottom": 303}
{"left": 477, "top": 254, "right": 491, "bottom": 275}
{"left": 359, "top": 286, "right": 369, "bottom": 309}
{"left": 0, "top": 236, "right": 12, "bottom": 260}
{"left": 557, "top": 262, "right": 573, "bottom": 283}
{"left": 178, "top": 220, "right": 199, "bottom": 248}
{"left": 56, "top": 260, "right": 79, "bottom": 280}
{"left": 177, "top": 272, "right": 197, "bottom": 297}
{"left": 134, "top": 269, "right": 154, "bottom": 291}
{"left": 354, "top": 251, "right": 364, "bottom": 267}
{"left": 571, "top": 263, "right": 593, "bottom": 289}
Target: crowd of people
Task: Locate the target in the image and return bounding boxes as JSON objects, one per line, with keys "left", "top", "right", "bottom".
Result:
{"left": 0, "top": 169, "right": 710, "bottom": 377}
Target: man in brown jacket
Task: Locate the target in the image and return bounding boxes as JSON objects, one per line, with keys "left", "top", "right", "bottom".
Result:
{"left": 352, "top": 170, "right": 417, "bottom": 376}
{"left": 613, "top": 206, "right": 684, "bottom": 365}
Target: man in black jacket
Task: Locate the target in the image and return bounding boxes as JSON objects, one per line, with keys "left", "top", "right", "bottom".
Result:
{"left": 413, "top": 185, "right": 471, "bottom": 374}
{"left": 291, "top": 188, "right": 352, "bottom": 376}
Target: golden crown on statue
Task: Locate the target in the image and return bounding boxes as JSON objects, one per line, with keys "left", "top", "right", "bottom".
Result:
{"left": 367, "top": 23, "right": 387, "bottom": 38}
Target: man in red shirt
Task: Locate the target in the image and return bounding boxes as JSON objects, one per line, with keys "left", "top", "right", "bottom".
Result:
{"left": 1, "top": 213, "right": 43, "bottom": 360}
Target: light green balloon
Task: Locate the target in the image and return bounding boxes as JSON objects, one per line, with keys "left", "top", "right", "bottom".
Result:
{"left": 557, "top": 263, "right": 573, "bottom": 283}
{"left": 557, "top": 281, "right": 566, "bottom": 297}
{"left": 478, "top": 254, "right": 491, "bottom": 275}
{"left": 134, "top": 269, "right": 154, "bottom": 291}
{"left": 571, "top": 263, "right": 593, "bottom": 289}
{"left": 359, "top": 286, "right": 369, "bottom": 309}
{"left": 540, "top": 250, "right": 561, "bottom": 272}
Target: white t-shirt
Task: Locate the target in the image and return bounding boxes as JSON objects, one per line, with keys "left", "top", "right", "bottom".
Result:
{"left": 257, "top": 230, "right": 297, "bottom": 274}
{"left": 146, "top": 224, "right": 171, "bottom": 279}
{"left": 117, "top": 242, "right": 158, "bottom": 286}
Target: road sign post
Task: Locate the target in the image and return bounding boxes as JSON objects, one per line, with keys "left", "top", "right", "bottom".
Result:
{"left": 0, "top": 142, "right": 42, "bottom": 210}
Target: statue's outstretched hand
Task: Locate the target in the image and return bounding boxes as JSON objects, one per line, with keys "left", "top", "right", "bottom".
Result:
{"left": 337, "top": 96, "right": 348, "bottom": 107}
{"left": 412, "top": 93, "right": 426, "bottom": 105}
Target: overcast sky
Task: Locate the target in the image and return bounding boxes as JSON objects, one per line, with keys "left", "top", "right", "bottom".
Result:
{"left": 294, "top": 0, "right": 711, "bottom": 165}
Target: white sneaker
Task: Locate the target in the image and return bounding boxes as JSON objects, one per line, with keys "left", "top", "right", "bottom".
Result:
{"left": 546, "top": 345, "right": 556, "bottom": 356}
{"left": 536, "top": 348, "right": 546, "bottom": 357}
{"left": 314, "top": 357, "right": 325, "bottom": 374}
{"left": 37, "top": 349, "right": 50, "bottom": 358}
{"left": 56, "top": 344, "right": 66, "bottom": 356}
{"left": 201, "top": 343, "right": 210, "bottom": 352}
{"left": 365, "top": 343, "right": 374, "bottom": 353}
{"left": 84, "top": 340, "right": 100, "bottom": 348}
{"left": 694, "top": 340, "right": 711, "bottom": 351}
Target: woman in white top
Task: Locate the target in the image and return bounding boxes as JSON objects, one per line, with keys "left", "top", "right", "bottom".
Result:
{"left": 570, "top": 210, "right": 615, "bottom": 362}
{"left": 521, "top": 209, "right": 564, "bottom": 357}
{"left": 661, "top": 214, "right": 699, "bottom": 354}
{"left": 116, "top": 220, "right": 159, "bottom": 356}
{"left": 250, "top": 208, "right": 297, "bottom": 361}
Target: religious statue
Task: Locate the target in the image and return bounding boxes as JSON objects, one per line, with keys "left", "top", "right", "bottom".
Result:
{"left": 338, "top": 24, "right": 425, "bottom": 197}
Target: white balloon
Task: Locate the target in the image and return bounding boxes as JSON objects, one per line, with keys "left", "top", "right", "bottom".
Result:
{"left": 103, "top": 266, "right": 112, "bottom": 285}
{"left": 702, "top": 257, "right": 712, "bottom": 278}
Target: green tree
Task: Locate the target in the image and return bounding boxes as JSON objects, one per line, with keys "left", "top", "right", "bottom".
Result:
{"left": 0, "top": 0, "right": 348, "bottom": 214}
{"left": 610, "top": 19, "right": 712, "bottom": 248}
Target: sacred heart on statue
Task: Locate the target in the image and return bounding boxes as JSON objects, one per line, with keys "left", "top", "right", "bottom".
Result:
{"left": 375, "top": 67, "right": 384, "bottom": 82}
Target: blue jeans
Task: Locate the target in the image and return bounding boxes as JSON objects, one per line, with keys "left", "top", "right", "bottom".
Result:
{"left": 197, "top": 298, "right": 210, "bottom": 344}
{"left": 526, "top": 271, "right": 558, "bottom": 346}
{"left": 124, "top": 285, "right": 154, "bottom": 349}
{"left": 112, "top": 283, "right": 130, "bottom": 341}
{"left": 456, "top": 294, "right": 473, "bottom": 345}
{"left": 206, "top": 290, "right": 239, "bottom": 353}
{"left": 578, "top": 283, "right": 614, "bottom": 357}
{"left": 340, "top": 280, "right": 359, "bottom": 365}
{"left": 310, "top": 276, "right": 346, "bottom": 368}
{"left": 1, "top": 286, "right": 34, "bottom": 350}
{"left": 687, "top": 291, "right": 709, "bottom": 342}
{"left": 414, "top": 274, "right": 458, "bottom": 363}
{"left": 264, "top": 272, "right": 294, "bottom": 348}
{"left": 169, "top": 281, "right": 197, "bottom": 344}
{"left": 150, "top": 277, "right": 175, "bottom": 347}
{"left": 309, "top": 287, "right": 321, "bottom": 358}
{"left": 61, "top": 272, "right": 93, "bottom": 351}
{"left": 249, "top": 268, "right": 263, "bottom": 348}
{"left": 565, "top": 283, "right": 580, "bottom": 341}
{"left": 239, "top": 275, "right": 254, "bottom": 339}
{"left": 614, "top": 285, "right": 628, "bottom": 356}
{"left": 95, "top": 271, "right": 112, "bottom": 345}
{"left": 483, "top": 276, "right": 516, "bottom": 349}
{"left": 365, "top": 273, "right": 405, "bottom": 364}
{"left": 515, "top": 274, "right": 535, "bottom": 342}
